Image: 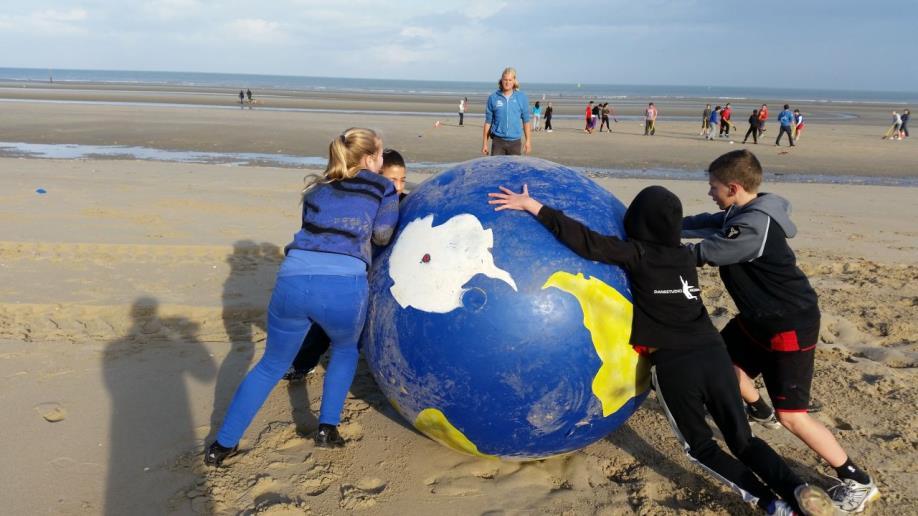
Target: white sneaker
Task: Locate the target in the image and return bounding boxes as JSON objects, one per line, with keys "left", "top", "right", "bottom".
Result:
{"left": 828, "top": 478, "right": 879, "bottom": 513}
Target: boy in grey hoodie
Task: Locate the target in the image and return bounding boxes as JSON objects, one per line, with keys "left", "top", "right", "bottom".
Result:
{"left": 683, "top": 150, "right": 879, "bottom": 514}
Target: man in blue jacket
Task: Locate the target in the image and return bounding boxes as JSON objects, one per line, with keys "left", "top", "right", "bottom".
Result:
{"left": 775, "top": 104, "right": 795, "bottom": 147}
{"left": 482, "top": 67, "right": 532, "bottom": 156}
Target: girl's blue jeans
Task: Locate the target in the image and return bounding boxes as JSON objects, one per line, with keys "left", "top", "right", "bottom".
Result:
{"left": 216, "top": 273, "right": 368, "bottom": 447}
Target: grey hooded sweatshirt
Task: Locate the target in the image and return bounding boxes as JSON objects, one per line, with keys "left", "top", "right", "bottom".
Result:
{"left": 682, "top": 193, "right": 819, "bottom": 332}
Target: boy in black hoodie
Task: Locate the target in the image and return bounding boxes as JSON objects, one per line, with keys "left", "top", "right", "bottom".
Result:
{"left": 489, "top": 184, "right": 833, "bottom": 516}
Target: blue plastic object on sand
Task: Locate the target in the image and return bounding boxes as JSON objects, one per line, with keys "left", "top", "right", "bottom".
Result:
{"left": 35, "top": 188, "right": 47, "bottom": 194}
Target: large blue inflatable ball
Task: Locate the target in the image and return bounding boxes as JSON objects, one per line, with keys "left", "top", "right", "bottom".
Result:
{"left": 363, "top": 157, "right": 649, "bottom": 460}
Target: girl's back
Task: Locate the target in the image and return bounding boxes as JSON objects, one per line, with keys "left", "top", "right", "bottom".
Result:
{"left": 289, "top": 171, "right": 398, "bottom": 265}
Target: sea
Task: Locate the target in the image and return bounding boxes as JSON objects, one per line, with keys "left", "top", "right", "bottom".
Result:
{"left": 1, "top": 67, "right": 916, "bottom": 104}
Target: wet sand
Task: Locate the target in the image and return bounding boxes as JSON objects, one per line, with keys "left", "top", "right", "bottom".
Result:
{"left": 1, "top": 82, "right": 916, "bottom": 178}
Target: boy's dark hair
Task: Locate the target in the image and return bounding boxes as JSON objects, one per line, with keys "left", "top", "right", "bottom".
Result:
{"left": 783, "top": 104, "right": 790, "bottom": 109}
{"left": 382, "top": 148, "right": 405, "bottom": 170}
{"left": 708, "top": 150, "right": 763, "bottom": 192}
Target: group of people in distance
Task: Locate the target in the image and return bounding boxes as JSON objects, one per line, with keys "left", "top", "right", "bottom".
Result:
{"left": 206, "top": 67, "right": 879, "bottom": 515}
{"left": 884, "top": 109, "right": 910, "bottom": 140}
{"left": 238, "top": 88, "right": 254, "bottom": 109}
{"left": 583, "top": 101, "right": 619, "bottom": 134}
{"left": 702, "top": 103, "right": 805, "bottom": 147}
{"left": 465, "top": 74, "right": 909, "bottom": 151}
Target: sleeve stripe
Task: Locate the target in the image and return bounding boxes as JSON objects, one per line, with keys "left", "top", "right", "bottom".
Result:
{"left": 752, "top": 216, "right": 770, "bottom": 260}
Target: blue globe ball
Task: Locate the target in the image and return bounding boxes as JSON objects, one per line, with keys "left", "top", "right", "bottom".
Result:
{"left": 363, "top": 157, "right": 650, "bottom": 460}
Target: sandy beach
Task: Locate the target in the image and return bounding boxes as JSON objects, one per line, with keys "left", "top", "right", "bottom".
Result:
{"left": 0, "top": 86, "right": 916, "bottom": 515}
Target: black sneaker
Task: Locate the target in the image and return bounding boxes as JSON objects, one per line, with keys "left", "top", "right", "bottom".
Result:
{"left": 204, "top": 441, "right": 238, "bottom": 466}
{"left": 282, "top": 366, "right": 316, "bottom": 383}
{"left": 314, "top": 424, "right": 345, "bottom": 448}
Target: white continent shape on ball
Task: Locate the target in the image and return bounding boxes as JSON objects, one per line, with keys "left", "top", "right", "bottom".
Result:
{"left": 388, "top": 213, "right": 517, "bottom": 313}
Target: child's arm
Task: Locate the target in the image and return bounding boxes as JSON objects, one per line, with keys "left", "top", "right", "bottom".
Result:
{"left": 372, "top": 181, "right": 399, "bottom": 246}
{"left": 488, "top": 185, "right": 640, "bottom": 267}
{"left": 681, "top": 211, "right": 726, "bottom": 239}
{"left": 692, "top": 211, "right": 770, "bottom": 266}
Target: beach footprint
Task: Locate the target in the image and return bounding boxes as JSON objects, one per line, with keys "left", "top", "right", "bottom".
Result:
{"left": 35, "top": 401, "right": 67, "bottom": 422}
{"left": 338, "top": 477, "right": 387, "bottom": 510}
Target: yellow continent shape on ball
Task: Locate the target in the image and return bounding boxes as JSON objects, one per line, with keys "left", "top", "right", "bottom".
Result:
{"left": 414, "top": 408, "right": 498, "bottom": 459}
{"left": 542, "top": 271, "right": 650, "bottom": 416}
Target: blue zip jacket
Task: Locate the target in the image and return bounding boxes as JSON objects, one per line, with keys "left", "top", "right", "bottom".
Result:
{"left": 778, "top": 109, "right": 794, "bottom": 127}
{"left": 485, "top": 89, "right": 531, "bottom": 140}
{"left": 285, "top": 170, "right": 399, "bottom": 266}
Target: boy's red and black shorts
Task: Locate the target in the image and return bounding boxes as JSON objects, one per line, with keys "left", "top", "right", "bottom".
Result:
{"left": 721, "top": 316, "right": 819, "bottom": 413}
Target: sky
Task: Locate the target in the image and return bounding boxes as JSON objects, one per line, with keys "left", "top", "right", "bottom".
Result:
{"left": 1, "top": 0, "right": 916, "bottom": 92}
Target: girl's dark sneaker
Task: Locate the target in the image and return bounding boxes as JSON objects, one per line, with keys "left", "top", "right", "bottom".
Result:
{"left": 314, "top": 424, "right": 345, "bottom": 448}
{"left": 204, "top": 441, "right": 238, "bottom": 466}
{"left": 282, "top": 366, "right": 316, "bottom": 383}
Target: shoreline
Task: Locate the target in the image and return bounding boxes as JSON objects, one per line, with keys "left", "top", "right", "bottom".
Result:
{"left": 1, "top": 80, "right": 911, "bottom": 122}
{"left": 3, "top": 140, "right": 917, "bottom": 187}
{"left": 0, "top": 89, "right": 915, "bottom": 180}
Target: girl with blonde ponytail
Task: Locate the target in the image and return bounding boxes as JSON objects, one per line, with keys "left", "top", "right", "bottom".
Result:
{"left": 206, "top": 128, "right": 399, "bottom": 464}
{"left": 303, "top": 127, "right": 384, "bottom": 195}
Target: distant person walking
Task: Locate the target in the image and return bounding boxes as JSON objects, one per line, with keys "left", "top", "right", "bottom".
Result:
{"left": 458, "top": 97, "right": 467, "bottom": 126}
{"left": 544, "top": 102, "right": 554, "bottom": 132}
{"left": 792, "top": 109, "right": 805, "bottom": 142}
{"left": 883, "top": 111, "right": 903, "bottom": 140}
{"left": 583, "top": 100, "right": 593, "bottom": 133}
{"left": 757, "top": 104, "right": 769, "bottom": 137}
{"left": 901, "top": 109, "right": 910, "bottom": 139}
{"left": 238, "top": 90, "right": 245, "bottom": 108}
{"left": 743, "top": 109, "right": 760, "bottom": 144}
{"left": 584, "top": 101, "right": 594, "bottom": 134}
{"left": 246, "top": 89, "right": 253, "bottom": 109}
{"left": 706, "top": 106, "right": 721, "bottom": 141}
{"left": 775, "top": 104, "right": 795, "bottom": 146}
{"left": 482, "top": 67, "right": 532, "bottom": 155}
{"left": 719, "top": 103, "right": 733, "bottom": 137}
{"left": 591, "top": 102, "right": 601, "bottom": 132}
{"left": 701, "top": 104, "right": 712, "bottom": 135}
{"left": 644, "top": 102, "right": 658, "bottom": 135}
{"left": 599, "top": 103, "right": 616, "bottom": 132}
{"left": 532, "top": 101, "right": 542, "bottom": 132}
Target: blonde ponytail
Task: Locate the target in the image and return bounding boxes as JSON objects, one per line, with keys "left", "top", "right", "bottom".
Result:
{"left": 302, "top": 127, "right": 380, "bottom": 197}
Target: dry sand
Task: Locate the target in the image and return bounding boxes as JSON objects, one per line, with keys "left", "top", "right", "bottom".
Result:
{"left": 0, "top": 89, "right": 916, "bottom": 515}
{"left": 1, "top": 157, "right": 915, "bottom": 515}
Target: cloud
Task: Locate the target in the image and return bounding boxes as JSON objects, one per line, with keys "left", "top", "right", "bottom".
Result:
{"left": 141, "top": 0, "right": 205, "bottom": 20}
{"left": 36, "top": 8, "right": 88, "bottom": 22}
{"left": 463, "top": 1, "right": 507, "bottom": 20}
{"left": 223, "top": 18, "right": 290, "bottom": 43}
{"left": 0, "top": 8, "right": 90, "bottom": 36}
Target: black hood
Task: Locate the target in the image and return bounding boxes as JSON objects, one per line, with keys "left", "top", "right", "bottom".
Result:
{"left": 624, "top": 186, "right": 683, "bottom": 247}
